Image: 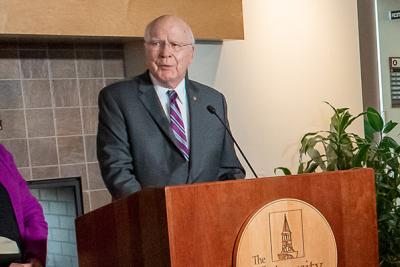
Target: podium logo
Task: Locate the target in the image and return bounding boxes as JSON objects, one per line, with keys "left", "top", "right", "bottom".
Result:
{"left": 234, "top": 199, "right": 337, "bottom": 267}
{"left": 269, "top": 210, "right": 305, "bottom": 262}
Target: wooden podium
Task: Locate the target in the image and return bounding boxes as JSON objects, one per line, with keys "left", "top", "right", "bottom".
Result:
{"left": 76, "top": 169, "right": 378, "bottom": 266}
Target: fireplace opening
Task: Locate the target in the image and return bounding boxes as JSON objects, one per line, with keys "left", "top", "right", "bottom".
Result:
{"left": 28, "top": 177, "right": 83, "bottom": 267}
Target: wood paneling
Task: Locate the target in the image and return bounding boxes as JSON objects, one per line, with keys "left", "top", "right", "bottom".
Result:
{"left": 165, "top": 169, "right": 378, "bottom": 266}
{"left": 76, "top": 169, "right": 378, "bottom": 266}
{"left": 0, "top": 0, "right": 244, "bottom": 40}
{"left": 76, "top": 188, "right": 170, "bottom": 266}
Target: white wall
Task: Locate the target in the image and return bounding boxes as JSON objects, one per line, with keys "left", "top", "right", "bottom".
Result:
{"left": 377, "top": 0, "right": 400, "bottom": 135}
{"left": 191, "top": 0, "right": 364, "bottom": 177}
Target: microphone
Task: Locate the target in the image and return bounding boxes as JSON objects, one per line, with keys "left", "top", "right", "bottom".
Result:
{"left": 206, "top": 105, "right": 258, "bottom": 178}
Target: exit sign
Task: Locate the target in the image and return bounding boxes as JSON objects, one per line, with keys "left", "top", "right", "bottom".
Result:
{"left": 390, "top": 10, "right": 400, "bottom": 20}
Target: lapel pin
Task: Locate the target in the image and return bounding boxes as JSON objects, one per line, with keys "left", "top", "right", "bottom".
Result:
{"left": 193, "top": 96, "right": 197, "bottom": 101}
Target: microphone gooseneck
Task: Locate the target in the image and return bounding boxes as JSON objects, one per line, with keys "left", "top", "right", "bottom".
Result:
{"left": 206, "top": 105, "right": 258, "bottom": 178}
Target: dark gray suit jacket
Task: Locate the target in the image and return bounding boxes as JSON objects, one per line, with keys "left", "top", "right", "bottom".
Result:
{"left": 97, "top": 71, "right": 245, "bottom": 199}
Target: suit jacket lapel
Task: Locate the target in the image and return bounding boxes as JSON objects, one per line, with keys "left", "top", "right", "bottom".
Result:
{"left": 137, "top": 73, "right": 185, "bottom": 157}
{"left": 138, "top": 75, "right": 172, "bottom": 142}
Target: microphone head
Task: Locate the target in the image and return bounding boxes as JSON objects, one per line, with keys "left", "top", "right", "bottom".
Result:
{"left": 207, "top": 105, "right": 216, "bottom": 114}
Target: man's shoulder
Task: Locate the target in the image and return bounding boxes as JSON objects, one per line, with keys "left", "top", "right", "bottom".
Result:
{"left": 100, "top": 72, "right": 150, "bottom": 96}
{"left": 188, "top": 79, "right": 223, "bottom": 98}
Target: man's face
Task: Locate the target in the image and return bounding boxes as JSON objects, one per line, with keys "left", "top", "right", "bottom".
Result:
{"left": 145, "top": 18, "right": 194, "bottom": 89}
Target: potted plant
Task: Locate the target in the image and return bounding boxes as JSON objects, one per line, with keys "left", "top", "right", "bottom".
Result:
{"left": 276, "top": 102, "right": 400, "bottom": 266}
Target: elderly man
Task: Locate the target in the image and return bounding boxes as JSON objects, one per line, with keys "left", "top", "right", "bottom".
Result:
{"left": 97, "top": 15, "right": 245, "bottom": 199}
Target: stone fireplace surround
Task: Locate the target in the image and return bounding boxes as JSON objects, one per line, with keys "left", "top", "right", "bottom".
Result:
{"left": 0, "top": 40, "right": 127, "bottom": 213}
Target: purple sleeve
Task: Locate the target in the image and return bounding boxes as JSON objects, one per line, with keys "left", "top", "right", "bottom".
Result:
{"left": 18, "top": 175, "right": 48, "bottom": 266}
{"left": 5, "top": 147, "right": 48, "bottom": 265}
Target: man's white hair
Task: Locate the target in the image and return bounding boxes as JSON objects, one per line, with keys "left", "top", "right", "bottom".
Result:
{"left": 144, "top": 15, "right": 195, "bottom": 44}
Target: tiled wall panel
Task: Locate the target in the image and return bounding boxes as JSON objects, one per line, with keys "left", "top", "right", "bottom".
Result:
{"left": 0, "top": 42, "right": 124, "bottom": 212}
{"left": 31, "top": 187, "right": 79, "bottom": 267}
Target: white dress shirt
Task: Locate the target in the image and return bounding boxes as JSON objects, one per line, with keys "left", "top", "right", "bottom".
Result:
{"left": 150, "top": 74, "right": 190, "bottom": 144}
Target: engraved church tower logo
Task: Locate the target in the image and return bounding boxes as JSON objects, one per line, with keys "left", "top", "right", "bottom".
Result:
{"left": 234, "top": 199, "right": 337, "bottom": 267}
{"left": 278, "top": 214, "right": 299, "bottom": 260}
{"left": 269, "top": 209, "right": 305, "bottom": 262}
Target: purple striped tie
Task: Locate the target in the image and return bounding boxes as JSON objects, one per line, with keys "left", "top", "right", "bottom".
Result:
{"left": 168, "top": 90, "right": 190, "bottom": 161}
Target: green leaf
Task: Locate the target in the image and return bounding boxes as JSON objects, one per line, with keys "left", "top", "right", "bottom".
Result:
{"left": 274, "top": 167, "right": 292, "bottom": 175}
{"left": 323, "top": 101, "right": 337, "bottom": 113}
{"left": 366, "top": 107, "right": 384, "bottom": 132}
{"left": 338, "top": 111, "right": 352, "bottom": 133}
{"left": 304, "top": 162, "right": 319, "bottom": 173}
{"left": 336, "top": 107, "right": 349, "bottom": 114}
{"left": 306, "top": 148, "right": 326, "bottom": 171}
{"left": 364, "top": 117, "right": 376, "bottom": 142}
{"left": 300, "top": 132, "right": 322, "bottom": 154}
{"left": 381, "top": 136, "right": 399, "bottom": 150}
{"left": 347, "top": 112, "right": 366, "bottom": 129}
{"left": 297, "top": 162, "right": 304, "bottom": 174}
{"left": 383, "top": 120, "right": 398, "bottom": 134}
{"left": 353, "top": 143, "right": 370, "bottom": 167}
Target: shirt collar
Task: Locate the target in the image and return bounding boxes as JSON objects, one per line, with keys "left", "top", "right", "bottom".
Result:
{"left": 150, "top": 73, "right": 186, "bottom": 103}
